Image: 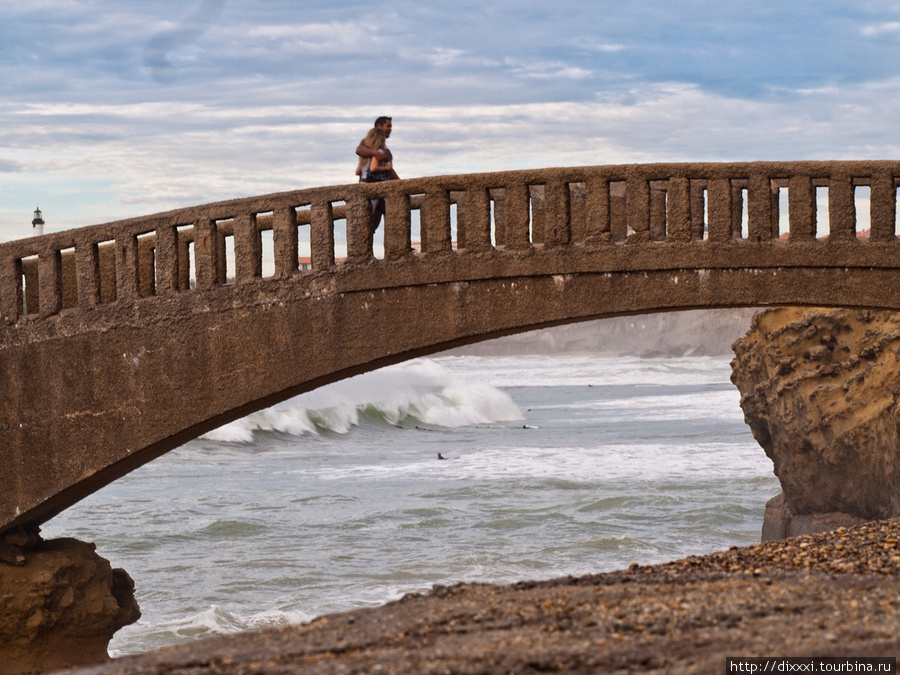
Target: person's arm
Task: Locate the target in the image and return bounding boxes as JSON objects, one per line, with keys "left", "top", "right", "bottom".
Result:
{"left": 356, "top": 142, "right": 392, "bottom": 162}
{"left": 369, "top": 156, "right": 399, "bottom": 180}
{"left": 369, "top": 156, "right": 393, "bottom": 172}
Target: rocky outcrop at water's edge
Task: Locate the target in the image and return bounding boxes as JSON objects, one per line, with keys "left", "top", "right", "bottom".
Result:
{"left": 730, "top": 307, "right": 900, "bottom": 541}
{"left": 0, "top": 527, "right": 140, "bottom": 675}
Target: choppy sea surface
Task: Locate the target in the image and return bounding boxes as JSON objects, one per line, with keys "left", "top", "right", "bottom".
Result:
{"left": 42, "top": 353, "right": 779, "bottom": 657}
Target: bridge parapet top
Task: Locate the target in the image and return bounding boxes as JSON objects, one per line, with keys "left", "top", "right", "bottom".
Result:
{"left": 3, "top": 160, "right": 900, "bottom": 324}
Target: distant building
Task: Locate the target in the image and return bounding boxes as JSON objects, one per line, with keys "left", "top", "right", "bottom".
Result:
{"left": 298, "top": 256, "right": 347, "bottom": 270}
{"left": 32, "top": 207, "right": 44, "bottom": 236}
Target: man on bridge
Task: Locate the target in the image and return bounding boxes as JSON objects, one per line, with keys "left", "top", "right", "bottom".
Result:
{"left": 356, "top": 116, "right": 399, "bottom": 234}
{"left": 356, "top": 116, "right": 399, "bottom": 181}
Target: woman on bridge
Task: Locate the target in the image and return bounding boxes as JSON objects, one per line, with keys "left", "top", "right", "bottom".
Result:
{"left": 357, "top": 127, "right": 395, "bottom": 233}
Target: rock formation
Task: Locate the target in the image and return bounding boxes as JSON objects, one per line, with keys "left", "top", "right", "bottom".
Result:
{"left": 0, "top": 527, "right": 140, "bottom": 675}
{"left": 730, "top": 307, "right": 900, "bottom": 541}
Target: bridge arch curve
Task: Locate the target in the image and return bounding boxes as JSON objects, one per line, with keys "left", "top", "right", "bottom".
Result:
{"left": 4, "top": 160, "right": 900, "bottom": 534}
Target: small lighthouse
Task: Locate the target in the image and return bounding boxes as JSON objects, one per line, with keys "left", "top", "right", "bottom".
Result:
{"left": 32, "top": 207, "right": 44, "bottom": 236}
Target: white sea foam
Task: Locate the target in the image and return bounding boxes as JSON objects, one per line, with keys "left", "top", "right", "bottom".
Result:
{"left": 310, "top": 438, "right": 771, "bottom": 485}
{"left": 434, "top": 353, "right": 733, "bottom": 388}
{"left": 109, "top": 605, "right": 311, "bottom": 657}
{"left": 552, "top": 389, "right": 745, "bottom": 422}
{"left": 201, "top": 358, "right": 523, "bottom": 443}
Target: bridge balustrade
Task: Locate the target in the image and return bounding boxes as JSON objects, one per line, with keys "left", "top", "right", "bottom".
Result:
{"left": 3, "top": 161, "right": 899, "bottom": 325}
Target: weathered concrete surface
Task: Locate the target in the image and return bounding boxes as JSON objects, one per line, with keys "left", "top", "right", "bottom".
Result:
{"left": 731, "top": 307, "right": 900, "bottom": 540}
{"left": 6, "top": 161, "right": 900, "bottom": 538}
{"left": 64, "top": 518, "right": 900, "bottom": 675}
{"left": 8, "top": 260, "right": 900, "bottom": 538}
{"left": 0, "top": 529, "right": 139, "bottom": 675}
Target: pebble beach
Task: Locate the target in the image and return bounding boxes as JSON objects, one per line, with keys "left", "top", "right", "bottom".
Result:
{"left": 67, "top": 518, "right": 900, "bottom": 674}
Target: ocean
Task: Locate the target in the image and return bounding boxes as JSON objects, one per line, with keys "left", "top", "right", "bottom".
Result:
{"left": 41, "top": 352, "right": 780, "bottom": 657}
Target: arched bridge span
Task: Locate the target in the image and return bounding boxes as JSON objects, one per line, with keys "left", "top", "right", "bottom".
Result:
{"left": 4, "top": 160, "right": 900, "bottom": 534}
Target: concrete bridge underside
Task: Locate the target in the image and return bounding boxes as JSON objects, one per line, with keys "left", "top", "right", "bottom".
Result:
{"left": 5, "top": 160, "right": 900, "bottom": 534}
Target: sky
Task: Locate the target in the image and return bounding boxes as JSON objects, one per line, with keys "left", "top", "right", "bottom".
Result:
{"left": 3, "top": 0, "right": 900, "bottom": 242}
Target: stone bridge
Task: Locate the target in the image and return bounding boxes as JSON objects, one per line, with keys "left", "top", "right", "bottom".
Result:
{"left": 4, "top": 160, "right": 900, "bottom": 535}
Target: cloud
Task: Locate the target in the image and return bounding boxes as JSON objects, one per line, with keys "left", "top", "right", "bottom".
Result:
{"left": 143, "top": 0, "right": 226, "bottom": 82}
{"left": 6, "top": 72, "right": 900, "bottom": 241}
{"left": 242, "top": 22, "right": 369, "bottom": 54}
{"left": 423, "top": 48, "right": 468, "bottom": 67}
{"left": 3, "top": 0, "right": 900, "bottom": 242}
{"left": 861, "top": 21, "right": 900, "bottom": 37}
{"left": 504, "top": 59, "right": 594, "bottom": 81}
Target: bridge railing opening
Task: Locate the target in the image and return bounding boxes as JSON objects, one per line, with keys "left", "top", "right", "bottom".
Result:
{"left": 3, "top": 161, "right": 900, "bottom": 324}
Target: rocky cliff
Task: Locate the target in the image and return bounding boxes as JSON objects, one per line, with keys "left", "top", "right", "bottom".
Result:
{"left": 0, "top": 527, "right": 140, "bottom": 675}
{"left": 731, "top": 307, "right": 900, "bottom": 541}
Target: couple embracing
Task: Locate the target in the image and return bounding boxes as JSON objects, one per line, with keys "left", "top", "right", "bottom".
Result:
{"left": 356, "top": 116, "right": 399, "bottom": 232}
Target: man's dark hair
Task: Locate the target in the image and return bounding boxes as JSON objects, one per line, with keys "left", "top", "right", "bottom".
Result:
{"left": 374, "top": 116, "right": 392, "bottom": 127}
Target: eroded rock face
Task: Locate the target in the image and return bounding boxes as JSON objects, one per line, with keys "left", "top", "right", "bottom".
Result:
{"left": 0, "top": 528, "right": 140, "bottom": 675}
{"left": 731, "top": 307, "right": 900, "bottom": 540}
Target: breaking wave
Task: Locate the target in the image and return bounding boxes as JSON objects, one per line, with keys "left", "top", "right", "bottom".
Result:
{"left": 201, "top": 358, "right": 523, "bottom": 443}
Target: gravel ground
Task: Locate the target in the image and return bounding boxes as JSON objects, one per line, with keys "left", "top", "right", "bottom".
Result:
{"left": 64, "top": 520, "right": 900, "bottom": 675}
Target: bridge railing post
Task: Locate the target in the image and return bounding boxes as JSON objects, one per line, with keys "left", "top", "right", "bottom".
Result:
{"left": 74, "top": 236, "right": 101, "bottom": 308}
{"left": 37, "top": 248, "right": 63, "bottom": 316}
{"left": 273, "top": 206, "right": 298, "bottom": 278}
{"left": 827, "top": 174, "right": 856, "bottom": 242}
{"left": 543, "top": 180, "right": 571, "bottom": 247}
{"left": 310, "top": 200, "right": 336, "bottom": 269}
{"left": 136, "top": 233, "right": 157, "bottom": 297}
{"left": 462, "top": 186, "right": 492, "bottom": 252}
{"left": 384, "top": 192, "right": 412, "bottom": 260}
{"left": 502, "top": 182, "right": 531, "bottom": 250}
{"left": 870, "top": 172, "right": 897, "bottom": 242}
{"left": 423, "top": 189, "right": 452, "bottom": 254}
{"left": 625, "top": 172, "right": 650, "bottom": 243}
{"left": 192, "top": 219, "right": 218, "bottom": 290}
{"left": 176, "top": 226, "right": 193, "bottom": 291}
{"left": 664, "top": 177, "right": 692, "bottom": 242}
{"left": 649, "top": 181, "right": 667, "bottom": 241}
{"left": 346, "top": 192, "right": 373, "bottom": 263}
{"left": 788, "top": 175, "right": 816, "bottom": 242}
{"left": 582, "top": 175, "right": 611, "bottom": 244}
{"left": 154, "top": 221, "right": 178, "bottom": 296}
{"left": 747, "top": 175, "right": 775, "bottom": 242}
{"left": 0, "top": 253, "right": 20, "bottom": 323}
{"left": 707, "top": 178, "right": 734, "bottom": 242}
{"left": 115, "top": 233, "right": 139, "bottom": 301}
{"left": 234, "top": 213, "right": 261, "bottom": 281}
